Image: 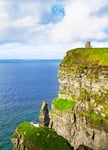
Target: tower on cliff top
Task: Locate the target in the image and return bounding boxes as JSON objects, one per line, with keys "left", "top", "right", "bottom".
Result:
{"left": 85, "top": 41, "right": 92, "bottom": 48}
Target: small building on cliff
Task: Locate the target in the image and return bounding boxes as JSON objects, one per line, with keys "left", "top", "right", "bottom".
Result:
{"left": 85, "top": 41, "right": 92, "bottom": 48}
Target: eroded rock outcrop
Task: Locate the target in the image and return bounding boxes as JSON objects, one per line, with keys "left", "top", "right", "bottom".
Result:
{"left": 50, "top": 48, "right": 108, "bottom": 150}
{"left": 39, "top": 101, "right": 50, "bottom": 126}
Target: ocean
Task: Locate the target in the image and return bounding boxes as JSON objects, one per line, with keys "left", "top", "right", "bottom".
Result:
{"left": 0, "top": 60, "right": 60, "bottom": 150}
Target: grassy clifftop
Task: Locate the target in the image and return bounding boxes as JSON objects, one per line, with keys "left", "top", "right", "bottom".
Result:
{"left": 53, "top": 97, "right": 76, "bottom": 110}
{"left": 62, "top": 48, "right": 108, "bottom": 66}
{"left": 12, "top": 122, "right": 71, "bottom": 150}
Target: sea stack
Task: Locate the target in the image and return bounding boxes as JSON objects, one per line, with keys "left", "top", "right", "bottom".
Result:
{"left": 39, "top": 100, "right": 50, "bottom": 127}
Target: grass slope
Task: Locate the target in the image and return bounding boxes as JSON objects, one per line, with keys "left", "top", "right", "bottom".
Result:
{"left": 12, "top": 122, "right": 71, "bottom": 150}
{"left": 62, "top": 48, "right": 108, "bottom": 66}
{"left": 53, "top": 97, "right": 76, "bottom": 110}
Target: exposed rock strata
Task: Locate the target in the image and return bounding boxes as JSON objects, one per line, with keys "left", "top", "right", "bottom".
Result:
{"left": 12, "top": 48, "right": 108, "bottom": 150}
{"left": 50, "top": 48, "right": 108, "bottom": 150}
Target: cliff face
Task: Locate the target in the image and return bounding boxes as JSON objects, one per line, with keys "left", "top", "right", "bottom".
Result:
{"left": 50, "top": 48, "right": 108, "bottom": 150}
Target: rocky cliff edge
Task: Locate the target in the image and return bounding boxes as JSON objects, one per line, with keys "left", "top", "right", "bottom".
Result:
{"left": 49, "top": 48, "right": 108, "bottom": 150}
{"left": 12, "top": 47, "right": 108, "bottom": 150}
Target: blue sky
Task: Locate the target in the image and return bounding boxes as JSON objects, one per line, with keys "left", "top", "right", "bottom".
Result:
{"left": 0, "top": 0, "right": 108, "bottom": 59}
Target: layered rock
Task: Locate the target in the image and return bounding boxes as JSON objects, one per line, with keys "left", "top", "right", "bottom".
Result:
{"left": 50, "top": 48, "right": 108, "bottom": 150}
{"left": 12, "top": 47, "right": 108, "bottom": 150}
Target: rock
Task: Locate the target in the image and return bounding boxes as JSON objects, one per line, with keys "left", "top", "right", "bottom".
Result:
{"left": 77, "top": 145, "right": 93, "bottom": 150}
{"left": 39, "top": 100, "right": 50, "bottom": 126}
{"left": 12, "top": 47, "right": 108, "bottom": 150}
{"left": 50, "top": 48, "right": 108, "bottom": 150}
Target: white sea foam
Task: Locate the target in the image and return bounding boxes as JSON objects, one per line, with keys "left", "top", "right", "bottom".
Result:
{"left": 31, "top": 122, "right": 39, "bottom": 127}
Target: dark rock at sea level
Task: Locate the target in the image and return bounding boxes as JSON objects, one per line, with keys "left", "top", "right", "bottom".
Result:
{"left": 39, "top": 100, "right": 50, "bottom": 127}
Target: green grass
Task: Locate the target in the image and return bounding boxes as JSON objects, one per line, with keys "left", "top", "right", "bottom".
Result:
{"left": 80, "top": 111, "right": 104, "bottom": 121}
{"left": 62, "top": 48, "right": 108, "bottom": 66}
{"left": 59, "top": 91, "right": 66, "bottom": 94}
{"left": 89, "top": 112, "right": 104, "bottom": 121}
{"left": 12, "top": 122, "right": 71, "bottom": 150}
{"left": 53, "top": 97, "right": 76, "bottom": 110}
{"left": 80, "top": 89, "right": 90, "bottom": 101}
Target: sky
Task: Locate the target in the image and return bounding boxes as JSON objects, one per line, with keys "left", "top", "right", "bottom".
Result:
{"left": 0, "top": 0, "right": 108, "bottom": 59}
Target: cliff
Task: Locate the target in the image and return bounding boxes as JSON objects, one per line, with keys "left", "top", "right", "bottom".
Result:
{"left": 49, "top": 48, "right": 108, "bottom": 150}
{"left": 12, "top": 122, "right": 72, "bottom": 150}
{"left": 12, "top": 47, "right": 108, "bottom": 150}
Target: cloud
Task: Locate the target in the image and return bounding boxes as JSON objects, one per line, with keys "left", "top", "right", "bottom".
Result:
{"left": 0, "top": 0, "right": 64, "bottom": 42}
{"left": 50, "top": 0, "right": 108, "bottom": 43}
{"left": 12, "top": 16, "right": 37, "bottom": 28}
{"left": 0, "top": 0, "right": 108, "bottom": 59}
{"left": 0, "top": 0, "right": 11, "bottom": 30}
{"left": 0, "top": 42, "right": 67, "bottom": 59}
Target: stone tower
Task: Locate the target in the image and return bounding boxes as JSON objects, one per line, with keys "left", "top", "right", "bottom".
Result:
{"left": 85, "top": 41, "right": 92, "bottom": 48}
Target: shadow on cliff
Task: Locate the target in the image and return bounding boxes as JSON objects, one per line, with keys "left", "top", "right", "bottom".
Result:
{"left": 77, "top": 145, "right": 93, "bottom": 150}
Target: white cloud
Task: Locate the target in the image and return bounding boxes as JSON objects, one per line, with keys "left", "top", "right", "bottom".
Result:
{"left": 12, "top": 16, "right": 37, "bottom": 28}
{"left": 0, "top": 0, "right": 108, "bottom": 59}
{"left": 19, "top": 1, "right": 44, "bottom": 23}
{"left": 0, "top": 0, "right": 11, "bottom": 30}
{"left": 0, "top": 42, "right": 66, "bottom": 59}
{"left": 50, "top": 0, "right": 108, "bottom": 43}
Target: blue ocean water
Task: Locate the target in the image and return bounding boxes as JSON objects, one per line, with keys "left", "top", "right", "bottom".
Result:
{"left": 0, "top": 60, "right": 60, "bottom": 150}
